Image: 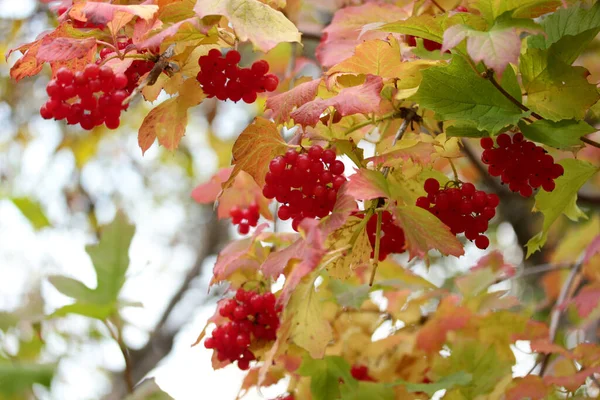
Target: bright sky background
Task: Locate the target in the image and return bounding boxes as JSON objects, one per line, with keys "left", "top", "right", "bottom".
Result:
{"left": 0, "top": 1, "right": 539, "bottom": 399}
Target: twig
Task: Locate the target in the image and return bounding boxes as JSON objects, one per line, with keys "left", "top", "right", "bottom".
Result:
{"left": 516, "top": 263, "right": 572, "bottom": 278}
{"left": 345, "top": 111, "right": 401, "bottom": 137}
{"left": 482, "top": 69, "right": 544, "bottom": 120}
{"left": 430, "top": 0, "right": 446, "bottom": 12}
{"left": 581, "top": 136, "right": 600, "bottom": 149}
{"left": 369, "top": 210, "right": 383, "bottom": 286}
{"left": 104, "top": 320, "right": 135, "bottom": 394}
{"left": 539, "top": 260, "right": 583, "bottom": 376}
{"left": 382, "top": 107, "right": 419, "bottom": 178}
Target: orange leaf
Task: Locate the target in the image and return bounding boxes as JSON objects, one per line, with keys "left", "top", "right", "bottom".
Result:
{"left": 394, "top": 205, "right": 464, "bottom": 260}
{"left": 223, "top": 117, "right": 288, "bottom": 190}
{"left": 70, "top": 3, "right": 158, "bottom": 26}
{"left": 37, "top": 37, "right": 97, "bottom": 62}
{"left": 290, "top": 75, "right": 384, "bottom": 127}
{"left": 416, "top": 296, "right": 471, "bottom": 353}
{"left": 544, "top": 366, "right": 600, "bottom": 391}
{"left": 505, "top": 376, "right": 550, "bottom": 400}
{"left": 327, "top": 39, "right": 405, "bottom": 79}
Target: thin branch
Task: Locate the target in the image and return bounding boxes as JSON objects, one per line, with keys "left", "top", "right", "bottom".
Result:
{"left": 429, "top": 0, "right": 446, "bottom": 12}
{"left": 382, "top": 107, "right": 419, "bottom": 178}
{"left": 345, "top": 111, "right": 401, "bottom": 137}
{"left": 104, "top": 320, "right": 134, "bottom": 394}
{"left": 539, "top": 260, "right": 584, "bottom": 376}
{"left": 516, "top": 263, "right": 572, "bottom": 278}
{"left": 581, "top": 136, "right": 600, "bottom": 149}
{"left": 483, "top": 70, "right": 544, "bottom": 120}
{"left": 369, "top": 210, "right": 383, "bottom": 286}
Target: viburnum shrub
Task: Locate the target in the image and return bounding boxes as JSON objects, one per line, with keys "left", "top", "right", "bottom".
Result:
{"left": 8, "top": 0, "right": 600, "bottom": 399}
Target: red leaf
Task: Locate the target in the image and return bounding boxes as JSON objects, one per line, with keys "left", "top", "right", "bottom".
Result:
{"left": 562, "top": 283, "right": 600, "bottom": 318}
{"left": 37, "top": 37, "right": 97, "bottom": 62}
{"left": 192, "top": 167, "right": 234, "bottom": 204}
{"left": 316, "top": 3, "right": 409, "bottom": 68}
{"left": 277, "top": 219, "right": 327, "bottom": 307}
{"left": 416, "top": 296, "right": 471, "bottom": 353}
{"left": 261, "top": 238, "right": 301, "bottom": 279}
{"left": 265, "top": 79, "right": 321, "bottom": 124}
{"left": 584, "top": 234, "right": 600, "bottom": 264}
{"left": 290, "top": 75, "right": 383, "bottom": 127}
{"left": 70, "top": 2, "right": 158, "bottom": 26}
{"left": 543, "top": 366, "right": 600, "bottom": 390}
{"left": 506, "top": 376, "right": 550, "bottom": 400}
{"left": 136, "top": 17, "right": 208, "bottom": 50}
{"left": 346, "top": 168, "right": 389, "bottom": 201}
{"left": 530, "top": 339, "right": 574, "bottom": 359}
{"left": 470, "top": 250, "right": 516, "bottom": 277}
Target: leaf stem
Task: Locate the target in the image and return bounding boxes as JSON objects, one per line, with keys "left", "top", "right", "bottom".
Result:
{"left": 369, "top": 210, "right": 383, "bottom": 286}
{"left": 96, "top": 40, "right": 119, "bottom": 55}
{"left": 382, "top": 107, "right": 419, "bottom": 178}
{"left": 449, "top": 159, "right": 459, "bottom": 181}
{"left": 482, "top": 69, "right": 544, "bottom": 120}
{"left": 345, "top": 111, "right": 400, "bottom": 137}
{"left": 430, "top": 0, "right": 446, "bottom": 12}
{"left": 104, "top": 320, "right": 135, "bottom": 393}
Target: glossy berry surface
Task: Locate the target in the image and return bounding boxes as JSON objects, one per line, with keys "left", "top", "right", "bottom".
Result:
{"left": 196, "top": 50, "right": 279, "bottom": 103}
{"left": 480, "top": 133, "right": 564, "bottom": 197}
{"left": 229, "top": 202, "right": 260, "bottom": 235}
{"left": 263, "top": 146, "right": 346, "bottom": 231}
{"left": 417, "top": 178, "right": 498, "bottom": 250}
{"left": 204, "top": 288, "right": 281, "bottom": 370}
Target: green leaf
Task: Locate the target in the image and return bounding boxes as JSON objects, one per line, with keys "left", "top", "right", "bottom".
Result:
{"left": 297, "top": 356, "right": 356, "bottom": 400}
{"left": 48, "top": 212, "right": 135, "bottom": 319}
{"left": 124, "top": 378, "right": 174, "bottom": 400}
{"left": 0, "top": 361, "right": 55, "bottom": 396}
{"left": 432, "top": 339, "right": 512, "bottom": 398}
{"left": 339, "top": 381, "right": 395, "bottom": 400}
{"left": 528, "top": 1, "right": 600, "bottom": 62}
{"left": 526, "top": 159, "right": 599, "bottom": 257}
{"left": 518, "top": 119, "right": 596, "bottom": 149}
{"left": 9, "top": 197, "right": 50, "bottom": 230}
{"left": 328, "top": 280, "right": 371, "bottom": 309}
{"left": 469, "top": 0, "right": 563, "bottom": 23}
{"left": 520, "top": 47, "right": 600, "bottom": 121}
{"left": 445, "top": 121, "right": 489, "bottom": 138}
{"left": 393, "top": 371, "right": 473, "bottom": 396}
{"left": 412, "top": 55, "right": 526, "bottom": 133}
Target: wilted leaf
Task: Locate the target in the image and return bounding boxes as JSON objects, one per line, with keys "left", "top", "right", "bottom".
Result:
{"left": 290, "top": 75, "right": 384, "bottom": 127}
{"left": 527, "top": 159, "right": 599, "bottom": 256}
{"left": 394, "top": 205, "right": 464, "bottom": 260}
{"left": 194, "top": 0, "right": 300, "bottom": 52}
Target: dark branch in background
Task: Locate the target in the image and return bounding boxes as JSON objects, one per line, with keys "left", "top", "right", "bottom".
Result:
{"left": 581, "top": 136, "right": 600, "bottom": 149}
{"left": 429, "top": 0, "right": 446, "bottom": 13}
{"left": 103, "top": 214, "right": 228, "bottom": 400}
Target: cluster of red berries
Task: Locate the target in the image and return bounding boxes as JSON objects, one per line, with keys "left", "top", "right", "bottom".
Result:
{"left": 354, "top": 211, "right": 406, "bottom": 261}
{"left": 204, "top": 288, "right": 281, "bottom": 370}
{"left": 416, "top": 178, "right": 499, "bottom": 250}
{"left": 229, "top": 203, "right": 260, "bottom": 235}
{"left": 196, "top": 49, "right": 279, "bottom": 103}
{"left": 40, "top": 65, "right": 129, "bottom": 130}
{"left": 263, "top": 146, "right": 346, "bottom": 231}
{"left": 351, "top": 365, "right": 376, "bottom": 382}
{"left": 99, "top": 39, "right": 156, "bottom": 94}
{"left": 480, "top": 133, "right": 564, "bottom": 197}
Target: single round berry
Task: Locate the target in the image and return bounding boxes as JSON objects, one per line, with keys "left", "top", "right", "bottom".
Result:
{"left": 225, "top": 50, "right": 241, "bottom": 65}
{"left": 475, "top": 235, "right": 490, "bottom": 250}
{"left": 424, "top": 178, "right": 440, "bottom": 194}
{"left": 251, "top": 60, "right": 269, "bottom": 76}
{"left": 480, "top": 137, "right": 494, "bottom": 149}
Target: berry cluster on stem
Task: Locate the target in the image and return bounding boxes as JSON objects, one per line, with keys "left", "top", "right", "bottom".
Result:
{"left": 263, "top": 146, "right": 347, "bottom": 231}
{"left": 99, "top": 39, "right": 156, "bottom": 94}
{"left": 204, "top": 288, "right": 281, "bottom": 370}
{"left": 197, "top": 49, "right": 279, "bottom": 103}
{"left": 416, "top": 178, "right": 499, "bottom": 250}
{"left": 480, "top": 133, "right": 564, "bottom": 197}
{"left": 358, "top": 211, "right": 406, "bottom": 261}
{"left": 229, "top": 202, "right": 260, "bottom": 235}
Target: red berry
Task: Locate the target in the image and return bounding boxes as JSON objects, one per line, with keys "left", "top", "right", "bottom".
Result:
{"left": 330, "top": 160, "right": 344, "bottom": 175}
{"left": 424, "top": 178, "right": 440, "bottom": 194}
{"left": 225, "top": 50, "right": 241, "bottom": 65}
{"left": 322, "top": 149, "right": 336, "bottom": 164}
{"left": 84, "top": 64, "right": 100, "bottom": 80}
{"left": 56, "top": 67, "right": 74, "bottom": 85}
{"left": 262, "top": 74, "right": 279, "bottom": 92}
{"left": 251, "top": 60, "right": 269, "bottom": 76}
{"left": 475, "top": 235, "right": 490, "bottom": 250}
{"left": 238, "top": 223, "right": 250, "bottom": 235}
{"left": 242, "top": 91, "right": 258, "bottom": 104}
{"left": 480, "top": 137, "right": 494, "bottom": 149}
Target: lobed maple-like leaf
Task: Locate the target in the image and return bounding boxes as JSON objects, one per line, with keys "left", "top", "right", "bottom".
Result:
{"left": 290, "top": 75, "right": 383, "bottom": 127}
{"left": 194, "top": 0, "right": 300, "bottom": 52}
{"left": 265, "top": 79, "right": 321, "bottom": 125}
{"left": 316, "top": 3, "right": 409, "bottom": 68}
{"left": 222, "top": 117, "right": 289, "bottom": 191}
{"left": 394, "top": 205, "right": 464, "bottom": 260}
{"left": 326, "top": 39, "right": 405, "bottom": 80}
{"left": 138, "top": 79, "right": 205, "bottom": 154}
{"left": 526, "top": 159, "right": 599, "bottom": 256}
{"left": 345, "top": 169, "right": 390, "bottom": 201}
{"left": 505, "top": 376, "right": 550, "bottom": 400}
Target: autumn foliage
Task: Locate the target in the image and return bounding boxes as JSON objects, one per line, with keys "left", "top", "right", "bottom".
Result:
{"left": 7, "top": 0, "right": 600, "bottom": 399}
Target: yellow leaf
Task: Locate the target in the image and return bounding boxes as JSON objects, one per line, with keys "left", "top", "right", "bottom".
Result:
{"left": 194, "top": 0, "right": 300, "bottom": 52}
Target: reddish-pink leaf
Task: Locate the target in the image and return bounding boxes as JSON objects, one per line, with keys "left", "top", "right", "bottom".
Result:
{"left": 470, "top": 250, "right": 516, "bottom": 277}
{"left": 562, "top": 283, "right": 600, "bottom": 318}
{"left": 136, "top": 17, "right": 208, "bottom": 50}
{"left": 320, "top": 184, "right": 358, "bottom": 234}
{"left": 394, "top": 205, "right": 464, "bottom": 260}
{"left": 416, "top": 296, "right": 471, "bottom": 353}
{"left": 258, "top": 318, "right": 292, "bottom": 386}
{"left": 290, "top": 75, "right": 383, "bottom": 127}
{"left": 530, "top": 339, "right": 574, "bottom": 359}
{"left": 543, "top": 366, "right": 600, "bottom": 390}
{"left": 346, "top": 168, "right": 389, "bottom": 201}
{"left": 316, "top": 3, "right": 409, "bottom": 68}
{"left": 37, "top": 37, "right": 97, "bottom": 62}
{"left": 505, "top": 376, "right": 550, "bottom": 400}
{"left": 584, "top": 234, "right": 600, "bottom": 264}
{"left": 265, "top": 79, "right": 321, "bottom": 124}
{"left": 277, "top": 219, "right": 326, "bottom": 307}
{"left": 70, "top": 2, "right": 158, "bottom": 26}
{"left": 211, "top": 224, "right": 269, "bottom": 285}
{"left": 261, "top": 238, "right": 301, "bottom": 279}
